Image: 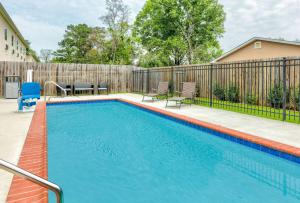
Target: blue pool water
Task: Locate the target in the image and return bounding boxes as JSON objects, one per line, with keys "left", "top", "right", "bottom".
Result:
{"left": 47, "top": 101, "right": 300, "bottom": 203}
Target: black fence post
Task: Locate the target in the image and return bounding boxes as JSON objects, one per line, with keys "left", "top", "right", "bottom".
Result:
{"left": 209, "top": 63, "right": 213, "bottom": 107}
{"left": 171, "top": 67, "right": 174, "bottom": 96}
{"left": 139, "top": 70, "right": 145, "bottom": 93}
{"left": 282, "top": 57, "right": 287, "bottom": 121}
{"left": 147, "top": 69, "right": 150, "bottom": 93}
{"left": 132, "top": 70, "right": 134, "bottom": 93}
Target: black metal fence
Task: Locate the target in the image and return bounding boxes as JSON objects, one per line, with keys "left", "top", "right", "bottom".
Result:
{"left": 132, "top": 58, "right": 300, "bottom": 123}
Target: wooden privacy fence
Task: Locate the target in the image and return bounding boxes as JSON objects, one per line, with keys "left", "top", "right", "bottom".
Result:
{"left": 0, "top": 62, "right": 141, "bottom": 96}
{"left": 133, "top": 57, "right": 300, "bottom": 122}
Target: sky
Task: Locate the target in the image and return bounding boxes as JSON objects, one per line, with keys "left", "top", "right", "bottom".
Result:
{"left": 2, "top": 0, "right": 300, "bottom": 56}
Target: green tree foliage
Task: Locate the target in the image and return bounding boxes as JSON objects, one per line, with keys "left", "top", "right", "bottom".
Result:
{"left": 138, "top": 51, "right": 171, "bottom": 68}
{"left": 25, "top": 40, "right": 40, "bottom": 62}
{"left": 100, "top": 0, "right": 133, "bottom": 64}
{"left": 133, "top": 0, "right": 225, "bottom": 67}
{"left": 53, "top": 0, "right": 133, "bottom": 65}
{"left": 40, "top": 49, "right": 52, "bottom": 63}
{"left": 52, "top": 0, "right": 225, "bottom": 66}
{"left": 52, "top": 24, "right": 95, "bottom": 63}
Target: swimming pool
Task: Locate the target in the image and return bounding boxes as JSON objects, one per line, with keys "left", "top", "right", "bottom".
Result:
{"left": 47, "top": 100, "right": 300, "bottom": 203}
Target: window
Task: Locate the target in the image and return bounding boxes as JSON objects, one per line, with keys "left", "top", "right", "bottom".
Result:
{"left": 4, "top": 29, "right": 7, "bottom": 41}
{"left": 11, "top": 35, "right": 14, "bottom": 46}
{"left": 254, "top": 41, "right": 262, "bottom": 49}
{"left": 17, "top": 40, "right": 19, "bottom": 50}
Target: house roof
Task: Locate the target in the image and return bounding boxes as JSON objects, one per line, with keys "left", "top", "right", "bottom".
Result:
{"left": 213, "top": 37, "right": 300, "bottom": 62}
{"left": 0, "top": 3, "right": 29, "bottom": 48}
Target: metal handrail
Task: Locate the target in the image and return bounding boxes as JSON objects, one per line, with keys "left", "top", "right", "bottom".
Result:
{"left": 0, "top": 159, "right": 63, "bottom": 203}
{"left": 44, "top": 81, "right": 67, "bottom": 101}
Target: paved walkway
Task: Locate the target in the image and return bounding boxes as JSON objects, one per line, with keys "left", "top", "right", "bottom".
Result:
{"left": 0, "top": 99, "right": 33, "bottom": 203}
{"left": 1, "top": 93, "right": 300, "bottom": 202}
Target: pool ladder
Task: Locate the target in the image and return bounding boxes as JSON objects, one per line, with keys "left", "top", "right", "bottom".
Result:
{"left": 0, "top": 159, "right": 63, "bottom": 203}
{"left": 44, "top": 81, "right": 67, "bottom": 102}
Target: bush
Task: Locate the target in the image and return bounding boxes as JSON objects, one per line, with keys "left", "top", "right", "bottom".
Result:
{"left": 246, "top": 93, "right": 258, "bottom": 105}
{"left": 268, "top": 84, "right": 290, "bottom": 108}
{"left": 213, "top": 83, "right": 226, "bottom": 101}
{"left": 226, "top": 84, "right": 240, "bottom": 103}
{"left": 296, "top": 90, "right": 300, "bottom": 109}
{"left": 290, "top": 88, "right": 300, "bottom": 110}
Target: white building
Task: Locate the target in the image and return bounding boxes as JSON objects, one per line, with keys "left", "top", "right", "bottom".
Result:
{"left": 0, "top": 3, "right": 38, "bottom": 62}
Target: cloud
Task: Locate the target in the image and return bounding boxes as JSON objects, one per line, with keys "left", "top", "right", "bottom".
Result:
{"left": 1, "top": 0, "right": 145, "bottom": 54}
{"left": 219, "top": 0, "right": 300, "bottom": 51}
{"left": 2, "top": 0, "right": 300, "bottom": 55}
{"left": 11, "top": 15, "right": 65, "bottom": 51}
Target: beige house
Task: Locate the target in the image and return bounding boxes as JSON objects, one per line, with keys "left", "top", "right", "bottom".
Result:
{"left": 0, "top": 3, "right": 37, "bottom": 62}
{"left": 214, "top": 37, "right": 300, "bottom": 63}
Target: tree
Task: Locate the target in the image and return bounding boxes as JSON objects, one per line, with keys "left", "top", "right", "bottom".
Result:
{"left": 52, "top": 0, "right": 133, "bottom": 65}
{"left": 52, "top": 24, "right": 94, "bottom": 63}
{"left": 133, "top": 0, "right": 225, "bottom": 66}
{"left": 40, "top": 49, "right": 52, "bottom": 63}
{"left": 52, "top": 24, "right": 109, "bottom": 64}
{"left": 100, "top": 0, "right": 133, "bottom": 64}
{"left": 25, "top": 40, "right": 40, "bottom": 62}
{"left": 138, "top": 50, "right": 171, "bottom": 68}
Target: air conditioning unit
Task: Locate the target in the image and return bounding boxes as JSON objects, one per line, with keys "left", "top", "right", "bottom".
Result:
{"left": 254, "top": 41, "right": 262, "bottom": 49}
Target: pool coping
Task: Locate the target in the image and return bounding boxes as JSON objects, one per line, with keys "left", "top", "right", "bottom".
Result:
{"left": 7, "top": 98, "right": 300, "bottom": 202}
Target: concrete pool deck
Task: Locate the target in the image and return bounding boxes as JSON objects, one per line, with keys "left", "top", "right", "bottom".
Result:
{"left": 1, "top": 93, "right": 300, "bottom": 202}
{"left": 0, "top": 99, "right": 33, "bottom": 203}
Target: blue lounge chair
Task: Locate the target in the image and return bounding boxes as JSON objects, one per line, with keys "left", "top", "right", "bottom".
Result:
{"left": 18, "top": 82, "right": 41, "bottom": 111}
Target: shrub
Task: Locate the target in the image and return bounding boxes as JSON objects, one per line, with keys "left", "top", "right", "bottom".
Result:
{"left": 268, "top": 84, "right": 289, "bottom": 108}
{"left": 246, "top": 93, "right": 258, "bottom": 105}
{"left": 296, "top": 90, "right": 300, "bottom": 110}
{"left": 226, "top": 84, "right": 240, "bottom": 103}
{"left": 295, "top": 88, "right": 300, "bottom": 111}
{"left": 213, "top": 83, "right": 226, "bottom": 101}
{"left": 290, "top": 88, "right": 300, "bottom": 110}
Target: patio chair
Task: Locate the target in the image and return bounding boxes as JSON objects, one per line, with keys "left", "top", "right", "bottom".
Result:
{"left": 56, "top": 82, "right": 72, "bottom": 96}
{"left": 165, "top": 82, "right": 196, "bottom": 108}
{"left": 142, "top": 81, "right": 169, "bottom": 102}
{"left": 17, "top": 82, "right": 41, "bottom": 111}
{"left": 98, "top": 82, "right": 109, "bottom": 95}
{"left": 74, "top": 82, "right": 94, "bottom": 95}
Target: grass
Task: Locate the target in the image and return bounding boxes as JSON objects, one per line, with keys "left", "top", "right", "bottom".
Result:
{"left": 154, "top": 94, "right": 300, "bottom": 124}
{"left": 190, "top": 98, "right": 300, "bottom": 124}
